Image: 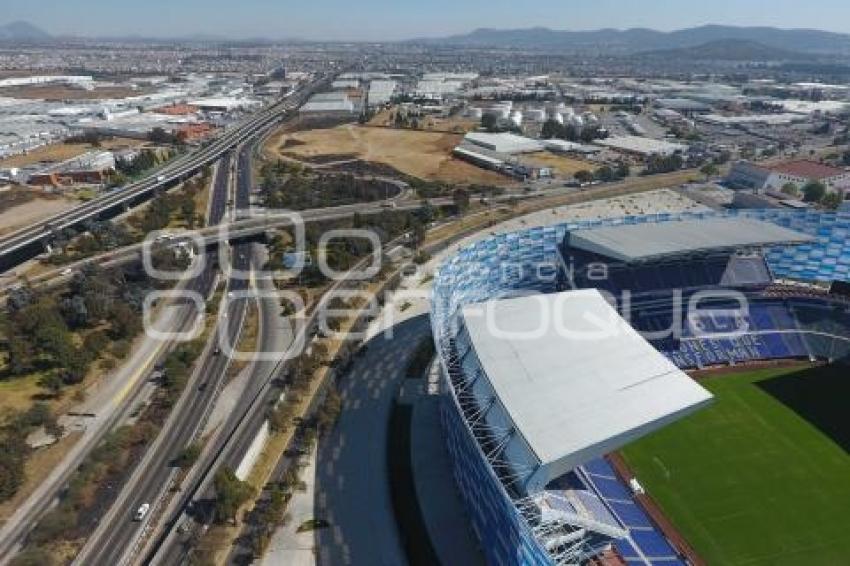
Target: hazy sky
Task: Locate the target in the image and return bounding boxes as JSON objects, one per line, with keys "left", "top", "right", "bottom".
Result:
{"left": 5, "top": 0, "right": 850, "bottom": 41}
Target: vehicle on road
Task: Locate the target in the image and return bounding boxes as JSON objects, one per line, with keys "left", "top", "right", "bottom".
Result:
{"left": 134, "top": 503, "right": 151, "bottom": 521}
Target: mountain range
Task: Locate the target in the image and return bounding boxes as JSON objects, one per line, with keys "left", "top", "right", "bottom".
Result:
{"left": 641, "top": 39, "right": 813, "bottom": 62}
{"left": 423, "top": 25, "right": 850, "bottom": 54}
{"left": 0, "top": 21, "right": 51, "bottom": 41}
{"left": 2, "top": 20, "right": 850, "bottom": 57}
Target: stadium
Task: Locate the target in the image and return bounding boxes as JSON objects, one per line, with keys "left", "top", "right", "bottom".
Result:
{"left": 430, "top": 209, "right": 850, "bottom": 565}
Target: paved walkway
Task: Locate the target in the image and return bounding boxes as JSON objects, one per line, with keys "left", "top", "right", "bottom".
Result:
{"left": 262, "top": 447, "right": 318, "bottom": 566}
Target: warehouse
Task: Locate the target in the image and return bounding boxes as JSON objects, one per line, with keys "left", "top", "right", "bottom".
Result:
{"left": 727, "top": 159, "right": 850, "bottom": 196}
{"left": 28, "top": 150, "right": 116, "bottom": 186}
{"left": 594, "top": 135, "right": 688, "bottom": 157}
{"left": 463, "top": 132, "right": 544, "bottom": 154}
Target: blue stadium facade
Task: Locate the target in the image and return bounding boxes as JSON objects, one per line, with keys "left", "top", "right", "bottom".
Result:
{"left": 430, "top": 210, "right": 850, "bottom": 566}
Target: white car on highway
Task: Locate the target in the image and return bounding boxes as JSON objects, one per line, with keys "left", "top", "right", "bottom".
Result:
{"left": 134, "top": 503, "right": 151, "bottom": 521}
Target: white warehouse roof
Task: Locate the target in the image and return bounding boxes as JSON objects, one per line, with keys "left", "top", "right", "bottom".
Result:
{"left": 461, "top": 290, "right": 713, "bottom": 487}
{"left": 569, "top": 217, "right": 814, "bottom": 263}
{"left": 464, "top": 132, "right": 544, "bottom": 154}
{"left": 594, "top": 135, "right": 688, "bottom": 156}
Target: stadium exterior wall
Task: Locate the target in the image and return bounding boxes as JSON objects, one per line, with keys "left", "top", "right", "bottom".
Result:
{"left": 431, "top": 210, "right": 850, "bottom": 566}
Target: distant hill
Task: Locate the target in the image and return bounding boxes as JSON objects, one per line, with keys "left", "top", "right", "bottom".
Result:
{"left": 420, "top": 25, "right": 850, "bottom": 54}
{"left": 641, "top": 39, "right": 813, "bottom": 62}
{"left": 0, "top": 21, "right": 51, "bottom": 42}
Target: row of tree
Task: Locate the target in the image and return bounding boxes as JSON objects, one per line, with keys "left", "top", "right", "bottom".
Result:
{"left": 2, "top": 265, "right": 146, "bottom": 394}
{"left": 0, "top": 404, "right": 62, "bottom": 503}
{"left": 259, "top": 161, "right": 390, "bottom": 210}
{"left": 786, "top": 181, "right": 845, "bottom": 210}
{"left": 541, "top": 119, "right": 608, "bottom": 144}
{"left": 573, "top": 162, "right": 631, "bottom": 184}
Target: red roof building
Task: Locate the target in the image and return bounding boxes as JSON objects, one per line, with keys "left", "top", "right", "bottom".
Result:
{"left": 769, "top": 160, "right": 847, "bottom": 180}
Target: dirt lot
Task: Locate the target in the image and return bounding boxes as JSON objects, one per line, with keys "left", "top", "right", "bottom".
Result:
{"left": 0, "top": 138, "right": 144, "bottom": 169}
{"left": 0, "top": 85, "right": 148, "bottom": 101}
{"left": 0, "top": 190, "right": 78, "bottom": 236}
{"left": 265, "top": 124, "right": 516, "bottom": 187}
{"left": 521, "top": 152, "right": 596, "bottom": 176}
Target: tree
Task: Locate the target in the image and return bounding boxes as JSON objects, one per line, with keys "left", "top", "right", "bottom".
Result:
{"left": 821, "top": 192, "right": 843, "bottom": 210}
{"left": 594, "top": 166, "right": 616, "bottom": 183}
{"left": 541, "top": 119, "right": 564, "bottom": 139}
{"left": 574, "top": 170, "right": 594, "bottom": 184}
{"left": 700, "top": 163, "right": 720, "bottom": 179}
{"left": 317, "top": 388, "right": 342, "bottom": 435}
{"left": 174, "top": 443, "right": 202, "bottom": 468}
{"left": 615, "top": 161, "right": 630, "bottom": 179}
{"left": 781, "top": 182, "right": 800, "bottom": 198}
{"left": 645, "top": 154, "right": 683, "bottom": 175}
{"left": 213, "top": 468, "right": 255, "bottom": 524}
{"left": 38, "top": 373, "right": 64, "bottom": 396}
{"left": 802, "top": 181, "right": 827, "bottom": 203}
{"left": 452, "top": 188, "right": 470, "bottom": 213}
{"left": 148, "top": 127, "right": 180, "bottom": 145}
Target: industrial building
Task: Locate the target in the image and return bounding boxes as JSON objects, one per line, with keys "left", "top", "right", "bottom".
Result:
{"left": 727, "top": 159, "right": 850, "bottom": 195}
{"left": 300, "top": 91, "right": 357, "bottom": 114}
{"left": 653, "top": 98, "right": 713, "bottom": 114}
{"left": 463, "top": 132, "right": 544, "bottom": 154}
{"left": 367, "top": 80, "right": 397, "bottom": 106}
{"left": 699, "top": 113, "right": 804, "bottom": 126}
{"left": 27, "top": 150, "right": 116, "bottom": 187}
{"left": 593, "top": 135, "right": 688, "bottom": 158}
{"left": 187, "top": 97, "right": 262, "bottom": 113}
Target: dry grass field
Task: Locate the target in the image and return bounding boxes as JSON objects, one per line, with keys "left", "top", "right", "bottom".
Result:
{"left": 521, "top": 152, "right": 596, "bottom": 176}
{"left": 0, "top": 190, "right": 78, "bottom": 236}
{"left": 266, "top": 124, "right": 517, "bottom": 187}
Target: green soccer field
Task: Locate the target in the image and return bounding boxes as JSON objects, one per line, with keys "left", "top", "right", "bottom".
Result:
{"left": 620, "top": 364, "right": 850, "bottom": 566}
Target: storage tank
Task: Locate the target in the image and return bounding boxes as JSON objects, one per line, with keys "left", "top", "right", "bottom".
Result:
{"left": 568, "top": 114, "right": 584, "bottom": 128}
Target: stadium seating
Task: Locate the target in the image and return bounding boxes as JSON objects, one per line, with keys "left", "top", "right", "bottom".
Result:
{"left": 580, "top": 458, "right": 686, "bottom": 566}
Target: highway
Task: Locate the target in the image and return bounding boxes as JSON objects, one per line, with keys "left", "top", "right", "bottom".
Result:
{"left": 0, "top": 75, "right": 328, "bottom": 273}
{"left": 142, "top": 237, "right": 414, "bottom": 565}
{"left": 71, "top": 141, "right": 265, "bottom": 565}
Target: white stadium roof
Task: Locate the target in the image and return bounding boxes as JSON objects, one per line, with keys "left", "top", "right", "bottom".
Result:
{"left": 461, "top": 290, "right": 713, "bottom": 489}
{"left": 569, "top": 217, "right": 814, "bottom": 263}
